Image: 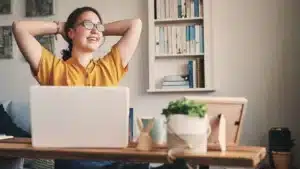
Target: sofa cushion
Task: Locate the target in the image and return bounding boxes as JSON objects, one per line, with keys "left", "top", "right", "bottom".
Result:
{"left": 0, "top": 103, "right": 30, "bottom": 137}
{"left": 9, "top": 101, "right": 31, "bottom": 134}
{"left": 0, "top": 100, "right": 11, "bottom": 113}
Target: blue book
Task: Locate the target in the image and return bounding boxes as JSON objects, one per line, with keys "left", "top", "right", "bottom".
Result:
{"left": 188, "top": 60, "right": 194, "bottom": 88}
{"left": 178, "top": 0, "right": 182, "bottom": 18}
{"left": 194, "top": 0, "right": 199, "bottom": 17}
{"left": 129, "top": 108, "right": 134, "bottom": 142}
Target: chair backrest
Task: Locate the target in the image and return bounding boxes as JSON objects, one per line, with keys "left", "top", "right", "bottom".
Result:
{"left": 184, "top": 96, "right": 248, "bottom": 145}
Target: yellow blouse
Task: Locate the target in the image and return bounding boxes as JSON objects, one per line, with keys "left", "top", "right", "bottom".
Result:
{"left": 34, "top": 45, "right": 128, "bottom": 86}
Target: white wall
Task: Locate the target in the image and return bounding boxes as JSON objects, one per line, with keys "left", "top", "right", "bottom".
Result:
{"left": 0, "top": 0, "right": 300, "bottom": 168}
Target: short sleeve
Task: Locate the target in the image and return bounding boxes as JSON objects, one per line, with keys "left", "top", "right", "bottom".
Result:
{"left": 96, "top": 45, "right": 128, "bottom": 82}
{"left": 34, "top": 46, "right": 64, "bottom": 85}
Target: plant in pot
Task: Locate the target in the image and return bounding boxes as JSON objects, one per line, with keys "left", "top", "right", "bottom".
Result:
{"left": 161, "top": 97, "right": 211, "bottom": 153}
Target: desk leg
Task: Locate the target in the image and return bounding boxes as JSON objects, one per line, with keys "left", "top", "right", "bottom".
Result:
{"left": 157, "top": 159, "right": 210, "bottom": 169}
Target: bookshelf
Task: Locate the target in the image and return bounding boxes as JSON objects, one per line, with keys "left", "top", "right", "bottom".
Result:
{"left": 147, "top": 0, "right": 215, "bottom": 93}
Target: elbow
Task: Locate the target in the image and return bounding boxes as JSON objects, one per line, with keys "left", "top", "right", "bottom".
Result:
{"left": 12, "top": 21, "right": 19, "bottom": 29}
{"left": 133, "top": 18, "right": 142, "bottom": 27}
{"left": 132, "top": 18, "right": 142, "bottom": 31}
{"left": 12, "top": 21, "right": 17, "bottom": 31}
{"left": 12, "top": 21, "right": 21, "bottom": 34}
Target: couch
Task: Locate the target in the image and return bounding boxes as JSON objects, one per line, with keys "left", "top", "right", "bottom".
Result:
{"left": 0, "top": 100, "right": 54, "bottom": 169}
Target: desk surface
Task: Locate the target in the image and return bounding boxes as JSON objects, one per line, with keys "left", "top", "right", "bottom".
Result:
{"left": 0, "top": 138, "right": 266, "bottom": 168}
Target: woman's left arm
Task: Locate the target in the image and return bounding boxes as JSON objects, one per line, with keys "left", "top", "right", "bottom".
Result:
{"left": 103, "top": 18, "right": 142, "bottom": 68}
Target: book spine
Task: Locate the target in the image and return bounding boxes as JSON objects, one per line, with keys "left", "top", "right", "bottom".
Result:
{"left": 188, "top": 60, "right": 193, "bottom": 88}
{"left": 129, "top": 108, "right": 134, "bottom": 142}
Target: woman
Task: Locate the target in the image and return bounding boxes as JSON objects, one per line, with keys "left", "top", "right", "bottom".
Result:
{"left": 13, "top": 6, "right": 141, "bottom": 87}
{"left": 12, "top": 6, "right": 146, "bottom": 169}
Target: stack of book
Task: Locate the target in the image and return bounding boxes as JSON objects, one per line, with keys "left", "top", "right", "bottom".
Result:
{"left": 161, "top": 58, "right": 204, "bottom": 89}
{"left": 161, "top": 75, "right": 189, "bottom": 89}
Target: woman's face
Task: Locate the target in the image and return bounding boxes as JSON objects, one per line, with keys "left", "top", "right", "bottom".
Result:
{"left": 68, "top": 11, "right": 104, "bottom": 53}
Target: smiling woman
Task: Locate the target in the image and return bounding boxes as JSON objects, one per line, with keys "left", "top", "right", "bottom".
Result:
{"left": 10, "top": 5, "right": 145, "bottom": 169}
{"left": 11, "top": 6, "right": 142, "bottom": 86}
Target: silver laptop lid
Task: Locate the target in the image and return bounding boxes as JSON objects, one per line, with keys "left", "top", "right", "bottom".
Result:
{"left": 29, "top": 86, "right": 129, "bottom": 148}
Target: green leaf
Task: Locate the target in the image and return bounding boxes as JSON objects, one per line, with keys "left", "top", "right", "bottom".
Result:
{"left": 161, "top": 98, "right": 207, "bottom": 118}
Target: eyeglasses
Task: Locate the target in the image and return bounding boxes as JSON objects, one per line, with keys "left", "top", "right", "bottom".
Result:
{"left": 76, "top": 20, "right": 105, "bottom": 32}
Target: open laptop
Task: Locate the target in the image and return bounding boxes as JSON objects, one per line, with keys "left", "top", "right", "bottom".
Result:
{"left": 29, "top": 86, "right": 129, "bottom": 148}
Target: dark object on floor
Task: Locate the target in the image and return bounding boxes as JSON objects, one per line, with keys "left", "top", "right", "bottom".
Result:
{"left": 54, "top": 159, "right": 150, "bottom": 169}
{"left": 268, "top": 127, "right": 295, "bottom": 168}
{"left": 269, "top": 127, "right": 295, "bottom": 152}
{"left": 255, "top": 162, "right": 274, "bottom": 169}
{"left": 151, "top": 159, "right": 209, "bottom": 169}
{"left": 151, "top": 159, "right": 189, "bottom": 169}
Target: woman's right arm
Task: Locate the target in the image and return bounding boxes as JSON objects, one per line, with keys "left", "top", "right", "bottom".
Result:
{"left": 12, "top": 21, "right": 64, "bottom": 73}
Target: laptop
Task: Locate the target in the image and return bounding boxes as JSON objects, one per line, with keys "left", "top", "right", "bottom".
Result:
{"left": 29, "top": 86, "right": 130, "bottom": 148}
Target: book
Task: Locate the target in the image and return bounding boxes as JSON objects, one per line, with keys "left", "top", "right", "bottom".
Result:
{"left": 129, "top": 108, "right": 134, "bottom": 142}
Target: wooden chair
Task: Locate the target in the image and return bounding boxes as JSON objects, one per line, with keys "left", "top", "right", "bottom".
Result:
{"left": 183, "top": 96, "right": 248, "bottom": 169}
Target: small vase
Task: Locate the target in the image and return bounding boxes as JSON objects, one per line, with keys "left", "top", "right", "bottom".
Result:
{"left": 136, "top": 117, "right": 154, "bottom": 151}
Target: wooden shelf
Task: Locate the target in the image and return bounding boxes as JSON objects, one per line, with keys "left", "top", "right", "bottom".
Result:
{"left": 147, "top": 0, "right": 214, "bottom": 93}
{"left": 147, "top": 88, "right": 215, "bottom": 93}
{"left": 154, "top": 17, "right": 203, "bottom": 24}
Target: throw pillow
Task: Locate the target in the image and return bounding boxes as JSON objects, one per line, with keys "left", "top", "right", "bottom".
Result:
{"left": 0, "top": 100, "right": 11, "bottom": 113}
{"left": 0, "top": 104, "right": 30, "bottom": 137}
{"left": 9, "top": 101, "right": 31, "bottom": 134}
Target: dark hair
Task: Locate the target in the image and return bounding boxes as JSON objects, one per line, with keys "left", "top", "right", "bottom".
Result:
{"left": 61, "top": 6, "right": 104, "bottom": 61}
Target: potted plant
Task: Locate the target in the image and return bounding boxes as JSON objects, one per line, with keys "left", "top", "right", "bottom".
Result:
{"left": 161, "top": 97, "right": 211, "bottom": 153}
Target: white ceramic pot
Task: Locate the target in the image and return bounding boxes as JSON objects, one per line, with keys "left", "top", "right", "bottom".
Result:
{"left": 166, "top": 114, "right": 211, "bottom": 153}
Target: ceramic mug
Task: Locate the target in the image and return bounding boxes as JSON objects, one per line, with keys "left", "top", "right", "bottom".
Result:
{"left": 150, "top": 117, "right": 167, "bottom": 145}
{"left": 139, "top": 116, "right": 167, "bottom": 145}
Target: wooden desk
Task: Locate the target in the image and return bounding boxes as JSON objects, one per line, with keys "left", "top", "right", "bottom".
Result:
{"left": 0, "top": 138, "right": 266, "bottom": 168}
